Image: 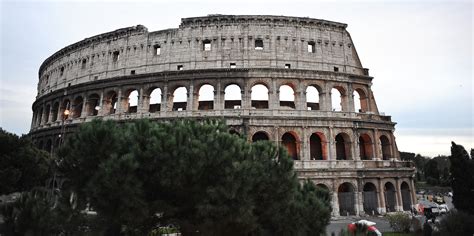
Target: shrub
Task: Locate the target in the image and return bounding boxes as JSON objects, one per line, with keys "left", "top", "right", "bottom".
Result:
{"left": 436, "top": 210, "right": 474, "bottom": 235}
{"left": 386, "top": 212, "right": 411, "bottom": 233}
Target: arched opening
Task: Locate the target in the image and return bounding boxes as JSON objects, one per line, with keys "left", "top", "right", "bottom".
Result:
{"left": 125, "top": 89, "right": 139, "bottom": 113}
{"left": 282, "top": 132, "right": 298, "bottom": 160}
{"left": 359, "top": 134, "right": 374, "bottom": 160}
{"left": 86, "top": 94, "right": 100, "bottom": 116}
{"left": 198, "top": 84, "right": 214, "bottom": 110}
{"left": 354, "top": 89, "right": 368, "bottom": 113}
{"left": 363, "top": 183, "right": 379, "bottom": 215}
{"left": 60, "top": 99, "right": 71, "bottom": 120}
{"left": 331, "top": 87, "right": 344, "bottom": 111}
{"left": 103, "top": 91, "right": 118, "bottom": 115}
{"left": 252, "top": 131, "right": 269, "bottom": 142}
{"left": 251, "top": 84, "right": 269, "bottom": 109}
{"left": 36, "top": 108, "right": 43, "bottom": 126}
{"left": 44, "top": 105, "right": 51, "bottom": 124}
{"left": 380, "top": 135, "right": 392, "bottom": 160}
{"left": 306, "top": 85, "right": 321, "bottom": 110}
{"left": 149, "top": 88, "right": 162, "bottom": 113}
{"left": 172, "top": 86, "right": 187, "bottom": 111}
{"left": 338, "top": 182, "right": 356, "bottom": 216}
{"left": 335, "top": 133, "right": 351, "bottom": 160}
{"left": 401, "top": 182, "right": 412, "bottom": 211}
{"left": 72, "top": 96, "right": 83, "bottom": 118}
{"left": 310, "top": 132, "right": 327, "bottom": 160}
{"left": 279, "top": 84, "right": 295, "bottom": 109}
{"left": 224, "top": 84, "right": 242, "bottom": 109}
{"left": 51, "top": 102, "right": 59, "bottom": 122}
{"left": 384, "top": 182, "right": 396, "bottom": 212}
{"left": 45, "top": 139, "right": 53, "bottom": 153}
{"left": 316, "top": 183, "right": 329, "bottom": 191}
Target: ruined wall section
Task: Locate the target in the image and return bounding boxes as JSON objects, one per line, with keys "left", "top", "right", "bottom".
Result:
{"left": 37, "top": 16, "right": 366, "bottom": 98}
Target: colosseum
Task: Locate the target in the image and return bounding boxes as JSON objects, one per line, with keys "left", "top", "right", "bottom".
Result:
{"left": 30, "top": 15, "right": 416, "bottom": 217}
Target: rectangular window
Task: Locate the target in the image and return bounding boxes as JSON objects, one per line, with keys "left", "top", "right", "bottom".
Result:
{"left": 130, "top": 70, "right": 136, "bottom": 75}
{"left": 203, "top": 40, "right": 211, "bottom": 51}
{"left": 230, "top": 63, "right": 236, "bottom": 68}
{"left": 285, "top": 64, "right": 291, "bottom": 69}
{"left": 308, "top": 42, "right": 316, "bottom": 53}
{"left": 60, "top": 67, "right": 64, "bottom": 76}
{"left": 177, "top": 65, "right": 183, "bottom": 70}
{"left": 255, "top": 39, "right": 263, "bottom": 50}
{"left": 113, "top": 51, "right": 120, "bottom": 62}
{"left": 154, "top": 45, "right": 161, "bottom": 55}
{"left": 333, "top": 66, "right": 339, "bottom": 72}
{"left": 81, "top": 59, "right": 87, "bottom": 69}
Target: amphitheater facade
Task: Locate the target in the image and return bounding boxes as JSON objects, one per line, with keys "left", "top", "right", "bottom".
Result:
{"left": 30, "top": 15, "right": 416, "bottom": 217}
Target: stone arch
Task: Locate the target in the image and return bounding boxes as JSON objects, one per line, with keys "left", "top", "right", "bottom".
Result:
{"left": 359, "top": 133, "right": 374, "bottom": 160}
{"left": 384, "top": 181, "right": 396, "bottom": 212}
{"left": 331, "top": 86, "right": 346, "bottom": 111}
{"left": 86, "top": 93, "right": 100, "bottom": 116}
{"left": 148, "top": 87, "right": 162, "bottom": 113}
{"left": 103, "top": 90, "right": 118, "bottom": 115}
{"left": 43, "top": 104, "right": 51, "bottom": 124}
{"left": 363, "top": 182, "right": 379, "bottom": 215}
{"left": 224, "top": 84, "right": 242, "bottom": 109}
{"left": 252, "top": 131, "right": 270, "bottom": 142}
{"left": 60, "top": 98, "right": 71, "bottom": 120}
{"left": 123, "top": 88, "right": 139, "bottom": 113}
{"left": 279, "top": 83, "right": 296, "bottom": 109}
{"left": 306, "top": 85, "right": 322, "bottom": 110}
{"left": 353, "top": 88, "right": 369, "bottom": 113}
{"left": 72, "top": 96, "right": 84, "bottom": 118}
{"left": 36, "top": 107, "right": 43, "bottom": 126}
{"left": 310, "top": 132, "right": 328, "bottom": 160}
{"left": 197, "top": 84, "right": 214, "bottom": 110}
{"left": 335, "top": 132, "right": 351, "bottom": 160}
{"left": 401, "top": 181, "right": 412, "bottom": 211}
{"left": 172, "top": 86, "right": 187, "bottom": 111}
{"left": 251, "top": 83, "right": 269, "bottom": 109}
{"left": 338, "top": 182, "right": 356, "bottom": 216}
{"left": 282, "top": 132, "right": 299, "bottom": 160}
{"left": 380, "top": 135, "right": 392, "bottom": 160}
{"left": 51, "top": 102, "right": 59, "bottom": 122}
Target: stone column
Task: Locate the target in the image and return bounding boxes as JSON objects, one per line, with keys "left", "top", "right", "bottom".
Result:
{"left": 301, "top": 127, "right": 308, "bottom": 160}
{"left": 269, "top": 79, "right": 278, "bottom": 110}
{"left": 97, "top": 90, "right": 104, "bottom": 116}
{"left": 374, "top": 129, "right": 381, "bottom": 160}
{"left": 355, "top": 180, "right": 363, "bottom": 216}
{"left": 395, "top": 178, "right": 403, "bottom": 211}
{"left": 162, "top": 84, "right": 168, "bottom": 113}
{"left": 353, "top": 130, "right": 360, "bottom": 161}
{"left": 188, "top": 83, "right": 195, "bottom": 111}
{"left": 298, "top": 88, "right": 306, "bottom": 111}
{"left": 80, "top": 95, "right": 88, "bottom": 118}
{"left": 137, "top": 87, "right": 145, "bottom": 114}
{"left": 348, "top": 84, "right": 355, "bottom": 112}
{"left": 378, "top": 178, "right": 387, "bottom": 214}
{"left": 328, "top": 126, "right": 334, "bottom": 161}
{"left": 410, "top": 178, "right": 417, "bottom": 208}
{"left": 243, "top": 89, "right": 251, "bottom": 109}
{"left": 332, "top": 190, "right": 340, "bottom": 217}
{"left": 116, "top": 89, "right": 123, "bottom": 114}
{"left": 216, "top": 81, "right": 224, "bottom": 110}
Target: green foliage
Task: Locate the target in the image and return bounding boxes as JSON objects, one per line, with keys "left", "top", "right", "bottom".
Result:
{"left": 449, "top": 142, "right": 474, "bottom": 215}
{"left": 386, "top": 212, "right": 411, "bottom": 233}
{"left": 435, "top": 210, "right": 474, "bottom": 235}
{"left": 57, "top": 119, "right": 332, "bottom": 235}
{"left": 0, "top": 128, "right": 50, "bottom": 195}
{"left": 424, "top": 159, "right": 439, "bottom": 185}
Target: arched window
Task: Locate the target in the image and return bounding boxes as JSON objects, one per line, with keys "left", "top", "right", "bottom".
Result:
{"left": 384, "top": 182, "right": 396, "bottom": 212}
{"left": 149, "top": 88, "right": 162, "bottom": 113}
{"left": 224, "top": 84, "right": 242, "bottom": 109}
{"left": 363, "top": 183, "right": 378, "bottom": 215}
{"left": 359, "top": 134, "right": 373, "bottom": 160}
{"left": 252, "top": 131, "right": 269, "bottom": 142}
{"left": 36, "top": 108, "right": 43, "bottom": 125}
{"left": 306, "top": 85, "right": 321, "bottom": 110}
{"left": 72, "top": 96, "right": 83, "bottom": 118}
{"left": 380, "top": 135, "right": 392, "bottom": 160}
{"left": 282, "top": 132, "right": 298, "bottom": 160}
{"left": 172, "top": 87, "right": 187, "bottom": 111}
{"left": 198, "top": 84, "right": 214, "bottom": 110}
{"left": 401, "top": 182, "right": 412, "bottom": 211}
{"left": 86, "top": 94, "right": 100, "bottom": 116}
{"left": 51, "top": 102, "right": 59, "bottom": 122}
{"left": 126, "top": 90, "right": 139, "bottom": 113}
{"left": 251, "top": 84, "right": 269, "bottom": 109}
{"left": 354, "top": 89, "right": 368, "bottom": 113}
{"left": 60, "top": 99, "right": 71, "bottom": 120}
{"left": 331, "top": 88, "right": 343, "bottom": 111}
{"left": 104, "top": 91, "right": 118, "bottom": 115}
{"left": 279, "top": 84, "right": 295, "bottom": 109}
{"left": 335, "top": 133, "right": 351, "bottom": 160}
{"left": 338, "top": 183, "right": 356, "bottom": 216}
{"left": 310, "top": 132, "right": 327, "bottom": 160}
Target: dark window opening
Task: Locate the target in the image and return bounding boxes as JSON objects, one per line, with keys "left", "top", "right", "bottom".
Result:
{"left": 230, "top": 63, "right": 236, "bottom": 68}
{"left": 154, "top": 45, "right": 161, "bottom": 55}
{"left": 177, "top": 65, "right": 183, "bottom": 70}
{"left": 285, "top": 64, "right": 291, "bottom": 69}
{"left": 255, "top": 39, "right": 263, "bottom": 50}
{"left": 334, "top": 66, "right": 339, "bottom": 72}
{"left": 60, "top": 67, "right": 64, "bottom": 76}
{"left": 203, "top": 40, "right": 211, "bottom": 51}
{"left": 81, "top": 59, "right": 87, "bottom": 69}
{"left": 130, "top": 70, "right": 136, "bottom": 75}
{"left": 113, "top": 51, "right": 120, "bottom": 62}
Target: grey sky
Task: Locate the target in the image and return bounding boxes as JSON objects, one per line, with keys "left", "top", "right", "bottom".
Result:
{"left": 0, "top": 0, "right": 472, "bottom": 156}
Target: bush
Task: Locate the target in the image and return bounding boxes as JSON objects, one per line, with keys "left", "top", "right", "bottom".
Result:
{"left": 386, "top": 212, "right": 411, "bottom": 233}
{"left": 436, "top": 210, "right": 474, "bottom": 235}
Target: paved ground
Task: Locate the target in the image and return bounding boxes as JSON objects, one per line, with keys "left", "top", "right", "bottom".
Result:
{"left": 326, "top": 215, "right": 391, "bottom": 235}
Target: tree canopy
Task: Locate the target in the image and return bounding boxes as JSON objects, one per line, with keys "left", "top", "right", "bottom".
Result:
{"left": 56, "top": 119, "right": 331, "bottom": 235}
{"left": 449, "top": 142, "right": 474, "bottom": 215}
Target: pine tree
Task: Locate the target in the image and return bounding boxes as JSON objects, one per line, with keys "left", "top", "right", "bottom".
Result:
{"left": 449, "top": 142, "right": 474, "bottom": 214}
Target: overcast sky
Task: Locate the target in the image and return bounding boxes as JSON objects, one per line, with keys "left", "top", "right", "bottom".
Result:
{"left": 0, "top": 0, "right": 472, "bottom": 157}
